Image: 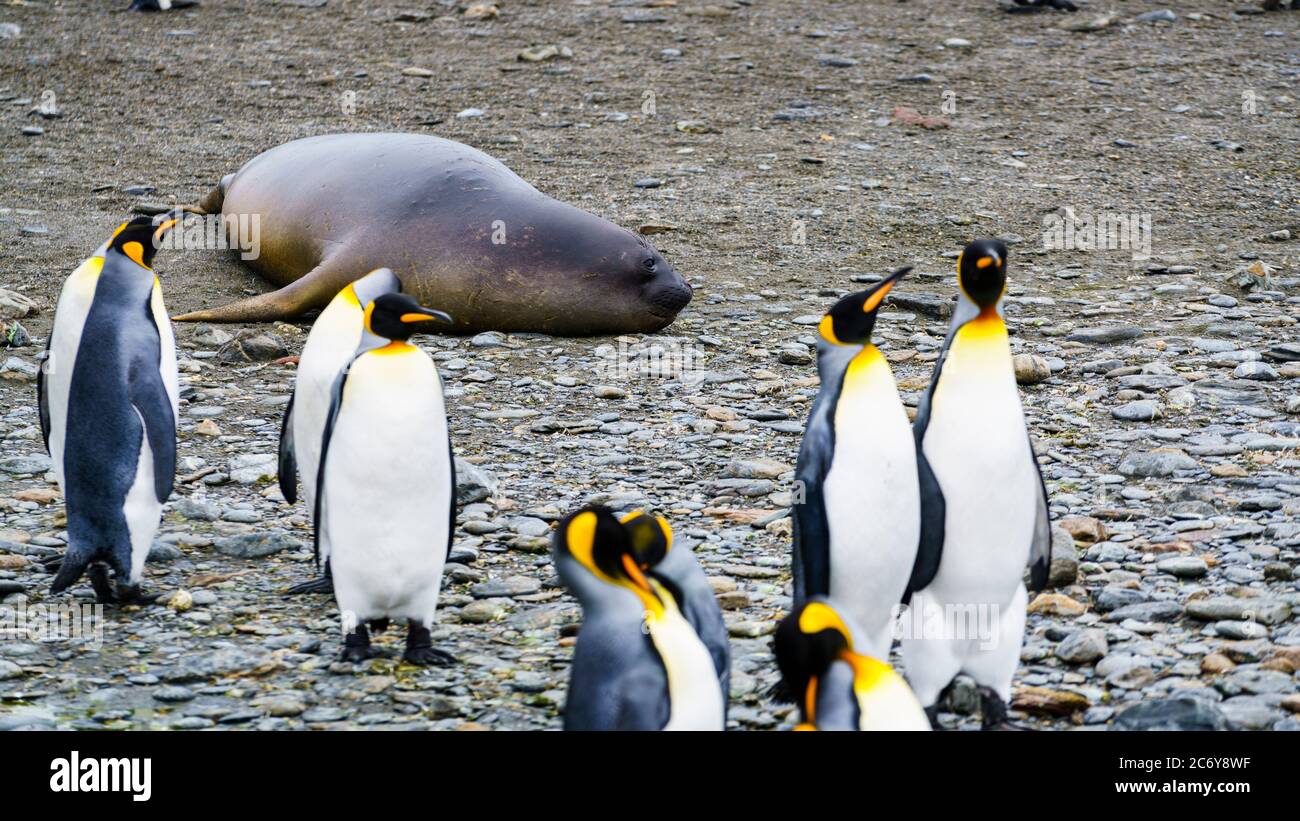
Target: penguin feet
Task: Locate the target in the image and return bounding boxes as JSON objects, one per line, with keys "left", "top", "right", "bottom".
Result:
{"left": 89, "top": 564, "right": 117, "bottom": 604}
{"left": 979, "top": 687, "right": 1031, "bottom": 731}
{"left": 402, "top": 622, "right": 456, "bottom": 667}
{"left": 111, "top": 583, "right": 157, "bottom": 607}
{"left": 284, "top": 575, "right": 333, "bottom": 596}
{"left": 339, "top": 625, "right": 373, "bottom": 663}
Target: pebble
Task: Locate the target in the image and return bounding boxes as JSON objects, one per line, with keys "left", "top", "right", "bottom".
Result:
{"left": 1110, "top": 697, "right": 1228, "bottom": 731}
{"left": 1067, "top": 326, "right": 1143, "bottom": 344}
{"left": 1116, "top": 449, "right": 1197, "bottom": 478}
{"left": 1111, "top": 400, "right": 1161, "bottom": 422}
{"left": 1012, "top": 354, "right": 1051, "bottom": 385}
{"left": 1055, "top": 629, "right": 1108, "bottom": 664}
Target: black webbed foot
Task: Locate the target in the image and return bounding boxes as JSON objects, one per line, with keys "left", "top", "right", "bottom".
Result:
{"left": 284, "top": 576, "right": 333, "bottom": 595}
{"left": 979, "top": 686, "right": 1032, "bottom": 731}
{"left": 89, "top": 564, "right": 116, "bottom": 604}
{"left": 339, "top": 624, "right": 372, "bottom": 663}
{"left": 402, "top": 621, "right": 456, "bottom": 667}
{"left": 285, "top": 562, "right": 333, "bottom": 595}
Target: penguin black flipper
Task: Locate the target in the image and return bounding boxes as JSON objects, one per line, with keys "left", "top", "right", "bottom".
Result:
{"left": 1026, "top": 433, "right": 1052, "bottom": 592}
{"left": 277, "top": 393, "right": 298, "bottom": 505}
{"left": 129, "top": 356, "right": 177, "bottom": 505}
{"left": 791, "top": 360, "right": 846, "bottom": 606}
{"left": 36, "top": 345, "right": 51, "bottom": 453}
{"left": 445, "top": 438, "right": 457, "bottom": 560}
{"left": 907, "top": 331, "right": 953, "bottom": 600}
{"left": 907, "top": 450, "right": 947, "bottom": 601}
{"left": 312, "top": 362, "right": 354, "bottom": 568}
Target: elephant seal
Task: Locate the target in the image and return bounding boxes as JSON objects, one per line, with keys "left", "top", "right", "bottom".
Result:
{"left": 174, "top": 133, "right": 692, "bottom": 335}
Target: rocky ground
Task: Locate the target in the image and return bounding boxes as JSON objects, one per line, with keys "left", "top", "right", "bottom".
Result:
{"left": 1, "top": 0, "right": 1298, "bottom": 730}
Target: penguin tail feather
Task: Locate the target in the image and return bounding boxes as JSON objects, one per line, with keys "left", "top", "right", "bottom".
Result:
{"left": 49, "top": 549, "right": 93, "bottom": 594}
{"left": 765, "top": 677, "right": 795, "bottom": 704}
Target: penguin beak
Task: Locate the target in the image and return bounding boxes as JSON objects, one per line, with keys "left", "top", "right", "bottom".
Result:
{"left": 400, "top": 307, "right": 454, "bottom": 325}
{"left": 621, "top": 554, "right": 653, "bottom": 594}
{"left": 619, "top": 553, "right": 667, "bottom": 616}
{"left": 975, "top": 253, "right": 1000, "bottom": 269}
{"left": 862, "top": 266, "right": 912, "bottom": 313}
{"left": 804, "top": 675, "right": 819, "bottom": 726}
{"left": 152, "top": 218, "right": 179, "bottom": 246}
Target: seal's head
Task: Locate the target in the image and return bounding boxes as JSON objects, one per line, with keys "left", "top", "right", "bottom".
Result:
{"left": 628, "top": 235, "right": 693, "bottom": 332}
{"left": 505, "top": 201, "right": 693, "bottom": 335}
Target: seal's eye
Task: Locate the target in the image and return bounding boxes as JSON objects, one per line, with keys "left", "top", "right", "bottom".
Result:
{"left": 641, "top": 256, "right": 657, "bottom": 274}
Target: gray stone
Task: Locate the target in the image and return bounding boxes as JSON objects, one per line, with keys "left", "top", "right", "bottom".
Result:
{"left": 1112, "top": 401, "right": 1162, "bottom": 422}
{"left": 1233, "top": 361, "right": 1278, "bottom": 381}
{"left": 1056, "top": 629, "right": 1108, "bottom": 664}
{"left": 1103, "top": 601, "right": 1181, "bottom": 622}
{"left": 1185, "top": 597, "right": 1290, "bottom": 625}
{"left": 1117, "top": 449, "right": 1197, "bottom": 477}
{"left": 0, "top": 454, "right": 52, "bottom": 475}
{"left": 1067, "top": 326, "right": 1143, "bottom": 344}
{"left": 1110, "top": 697, "right": 1228, "bottom": 731}
{"left": 455, "top": 458, "right": 498, "bottom": 505}
{"left": 213, "top": 532, "right": 303, "bottom": 559}
{"left": 470, "top": 576, "right": 542, "bottom": 599}
{"left": 1155, "top": 557, "right": 1207, "bottom": 578}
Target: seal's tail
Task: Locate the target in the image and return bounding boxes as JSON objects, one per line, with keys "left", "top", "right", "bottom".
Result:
{"left": 192, "top": 173, "right": 234, "bottom": 216}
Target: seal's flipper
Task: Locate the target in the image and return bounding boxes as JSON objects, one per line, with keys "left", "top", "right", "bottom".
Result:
{"left": 172, "top": 263, "right": 338, "bottom": 323}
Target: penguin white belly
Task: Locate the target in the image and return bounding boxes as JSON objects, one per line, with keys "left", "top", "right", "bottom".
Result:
{"left": 293, "top": 302, "right": 361, "bottom": 515}
{"left": 923, "top": 348, "right": 1037, "bottom": 605}
{"left": 324, "top": 351, "right": 451, "bottom": 627}
{"left": 905, "top": 316, "right": 1036, "bottom": 702}
{"left": 46, "top": 255, "right": 104, "bottom": 490}
{"left": 821, "top": 347, "right": 919, "bottom": 659}
{"left": 857, "top": 674, "right": 932, "bottom": 731}
{"left": 647, "top": 590, "right": 725, "bottom": 731}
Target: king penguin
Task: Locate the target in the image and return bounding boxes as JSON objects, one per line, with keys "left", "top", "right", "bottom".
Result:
{"left": 903, "top": 239, "right": 1052, "bottom": 730}
{"left": 774, "top": 597, "right": 930, "bottom": 731}
{"left": 792, "top": 266, "right": 926, "bottom": 660}
{"left": 314, "top": 292, "right": 458, "bottom": 665}
{"left": 277, "top": 267, "right": 402, "bottom": 595}
{"left": 553, "top": 505, "right": 726, "bottom": 730}
{"left": 40, "top": 214, "right": 180, "bottom": 603}
{"left": 620, "top": 510, "right": 730, "bottom": 705}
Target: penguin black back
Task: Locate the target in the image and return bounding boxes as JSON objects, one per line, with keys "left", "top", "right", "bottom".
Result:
{"left": 51, "top": 215, "right": 179, "bottom": 598}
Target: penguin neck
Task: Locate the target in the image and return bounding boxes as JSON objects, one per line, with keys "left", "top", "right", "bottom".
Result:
{"left": 956, "top": 305, "right": 1008, "bottom": 346}
{"left": 815, "top": 339, "right": 868, "bottom": 381}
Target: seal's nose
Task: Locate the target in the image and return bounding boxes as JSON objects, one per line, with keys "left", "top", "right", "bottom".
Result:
{"left": 648, "top": 280, "right": 692, "bottom": 316}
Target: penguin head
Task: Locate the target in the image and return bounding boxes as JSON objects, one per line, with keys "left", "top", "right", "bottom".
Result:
{"left": 553, "top": 505, "right": 665, "bottom": 614}
{"left": 956, "top": 239, "right": 1008, "bottom": 309}
{"left": 619, "top": 510, "right": 672, "bottom": 568}
{"left": 349, "top": 267, "right": 403, "bottom": 308}
{"left": 773, "top": 598, "right": 858, "bottom": 729}
{"left": 107, "top": 213, "right": 180, "bottom": 270}
{"left": 817, "top": 266, "right": 911, "bottom": 346}
{"left": 363, "top": 293, "right": 453, "bottom": 341}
